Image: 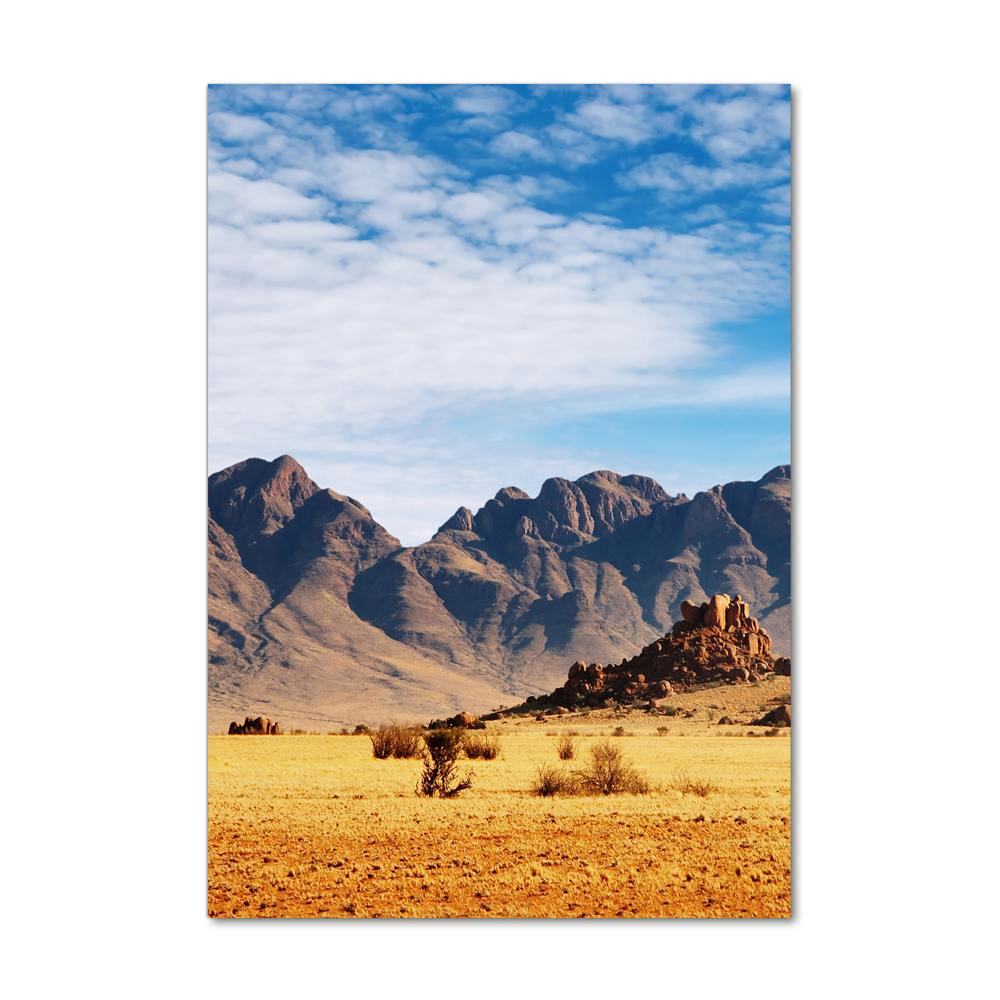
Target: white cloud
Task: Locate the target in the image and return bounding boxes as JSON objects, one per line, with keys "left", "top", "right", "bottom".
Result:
{"left": 208, "top": 112, "right": 274, "bottom": 142}
{"left": 208, "top": 171, "right": 329, "bottom": 225}
{"left": 622, "top": 152, "right": 790, "bottom": 199}
{"left": 451, "top": 114, "right": 511, "bottom": 134}
{"left": 210, "top": 147, "right": 786, "bottom": 454}
{"left": 488, "top": 131, "right": 551, "bottom": 159}
{"left": 450, "top": 85, "right": 522, "bottom": 117}
{"left": 566, "top": 97, "right": 676, "bottom": 144}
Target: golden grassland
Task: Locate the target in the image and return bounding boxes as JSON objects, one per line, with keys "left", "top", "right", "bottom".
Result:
{"left": 209, "top": 679, "right": 790, "bottom": 919}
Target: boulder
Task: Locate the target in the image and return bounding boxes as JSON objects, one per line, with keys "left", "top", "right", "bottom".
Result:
{"left": 680, "top": 600, "right": 703, "bottom": 625}
{"left": 752, "top": 703, "right": 791, "bottom": 727}
{"left": 703, "top": 594, "right": 731, "bottom": 629}
{"left": 449, "top": 712, "right": 476, "bottom": 728}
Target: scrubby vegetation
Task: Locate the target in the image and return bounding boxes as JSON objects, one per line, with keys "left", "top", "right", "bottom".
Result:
{"left": 369, "top": 722, "right": 424, "bottom": 759}
{"left": 668, "top": 768, "right": 718, "bottom": 797}
{"left": 464, "top": 732, "right": 502, "bottom": 760}
{"left": 418, "top": 729, "right": 473, "bottom": 797}
{"left": 532, "top": 763, "right": 578, "bottom": 797}
{"left": 574, "top": 739, "right": 650, "bottom": 795}
{"left": 555, "top": 733, "right": 577, "bottom": 760}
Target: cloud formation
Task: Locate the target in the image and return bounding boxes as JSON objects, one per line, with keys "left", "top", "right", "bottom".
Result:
{"left": 208, "top": 85, "right": 791, "bottom": 544}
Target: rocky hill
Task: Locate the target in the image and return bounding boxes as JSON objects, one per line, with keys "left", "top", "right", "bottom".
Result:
{"left": 208, "top": 456, "right": 790, "bottom": 731}
{"left": 547, "top": 592, "right": 791, "bottom": 710}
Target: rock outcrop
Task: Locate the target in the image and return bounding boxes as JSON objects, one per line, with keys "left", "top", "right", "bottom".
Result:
{"left": 228, "top": 715, "right": 281, "bottom": 735}
{"left": 752, "top": 703, "right": 791, "bottom": 727}
{"left": 547, "top": 594, "right": 785, "bottom": 707}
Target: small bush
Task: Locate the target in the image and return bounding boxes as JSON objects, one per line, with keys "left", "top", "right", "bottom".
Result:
{"left": 612, "top": 726, "right": 625, "bottom": 737}
{"left": 656, "top": 726, "right": 670, "bottom": 736}
{"left": 369, "top": 722, "right": 423, "bottom": 759}
{"left": 391, "top": 725, "right": 423, "bottom": 759}
{"left": 465, "top": 732, "right": 502, "bottom": 760}
{"left": 668, "top": 769, "right": 718, "bottom": 797}
{"left": 532, "top": 763, "right": 578, "bottom": 797}
{"left": 417, "top": 729, "right": 473, "bottom": 797}
{"left": 574, "top": 740, "right": 650, "bottom": 795}
{"left": 661, "top": 705, "right": 679, "bottom": 717}
{"left": 353, "top": 724, "right": 370, "bottom": 735}
{"left": 369, "top": 726, "right": 396, "bottom": 759}
{"left": 555, "top": 733, "right": 577, "bottom": 760}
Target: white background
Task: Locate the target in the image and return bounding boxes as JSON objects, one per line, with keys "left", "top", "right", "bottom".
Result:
{"left": 3, "top": 1, "right": 996, "bottom": 995}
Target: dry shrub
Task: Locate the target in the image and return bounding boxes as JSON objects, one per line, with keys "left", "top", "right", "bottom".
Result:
{"left": 555, "top": 733, "right": 577, "bottom": 760}
{"left": 574, "top": 739, "right": 650, "bottom": 795}
{"left": 418, "top": 729, "right": 473, "bottom": 797}
{"left": 369, "top": 722, "right": 424, "bottom": 759}
{"left": 532, "top": 764, "right": 578, "bottom": 797}
{"left": 465, "top": 732, "right": 502, "bottom": 760}
{"left": 369, "top": 726, "right": 395, "bottom": 759}
{"left": 392, "top": 725, "right": 423, "bottom": 758}
{"left": 669, "top": 768, "right": 718, "bottom": 797}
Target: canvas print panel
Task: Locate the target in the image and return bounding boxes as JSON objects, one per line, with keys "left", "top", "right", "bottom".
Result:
{"left": 208, "top": 84, "right": 791, "bottom": 918}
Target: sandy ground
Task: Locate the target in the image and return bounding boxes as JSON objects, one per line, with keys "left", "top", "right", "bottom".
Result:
{"left": 209, "top": 680, "right": 790, "bottom": 919}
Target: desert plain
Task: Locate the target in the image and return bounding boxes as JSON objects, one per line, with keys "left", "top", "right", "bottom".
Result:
{"left": 209, "top": 677, "right": 790, "bottom": 919}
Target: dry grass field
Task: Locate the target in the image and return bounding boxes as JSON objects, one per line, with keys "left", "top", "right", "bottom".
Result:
{"left": 209, "top": 679, "right": 790, "bottom": 919}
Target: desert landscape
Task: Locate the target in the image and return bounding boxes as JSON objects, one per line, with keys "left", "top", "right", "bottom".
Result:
{"left": 208, "top": 457, "right": 792, "bottom": 919}
{"left": 209, "top": 677, "right": 790, "bottom": 919}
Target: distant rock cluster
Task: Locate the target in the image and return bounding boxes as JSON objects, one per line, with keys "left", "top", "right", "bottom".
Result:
{"left": 228, "top": 715, "right": 280, "bottom": 735}
{"left": 549, "top": 593, "right": 789, "bottom": 707}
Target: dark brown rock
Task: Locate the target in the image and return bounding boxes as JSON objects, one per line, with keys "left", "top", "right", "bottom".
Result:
{"left": 752, "top": 703, "right": 790, "bottom": 727}
{"left": 680, "top": 600, "right": 703, "bottom": 625}
{"left": 228, "top": 715, "right": 280, "bottom": 735}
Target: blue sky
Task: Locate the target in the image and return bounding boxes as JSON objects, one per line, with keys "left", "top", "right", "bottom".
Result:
{"left": 208, "top": 84, "right": 790, "bottom": 545}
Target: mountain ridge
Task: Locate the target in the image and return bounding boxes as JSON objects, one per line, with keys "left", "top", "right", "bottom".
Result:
{"left": 208, "top": 456, "right": 790, "bottom": 732}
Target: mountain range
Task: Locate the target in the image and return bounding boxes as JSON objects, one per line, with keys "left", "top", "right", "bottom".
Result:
{"left": 208, "top": 456, "right": 790, "bottom": 732}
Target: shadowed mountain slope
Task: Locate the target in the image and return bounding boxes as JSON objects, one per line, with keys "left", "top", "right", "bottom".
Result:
{"left": 208, "top": 457, "right": 790, "bottom": 731}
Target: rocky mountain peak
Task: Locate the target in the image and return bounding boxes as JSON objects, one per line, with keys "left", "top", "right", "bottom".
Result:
{"left": 209, "top": 457, "right": 790, "bottom": 731}
{"left": 495, "top": 486, "right": 531, "bottom": 502}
